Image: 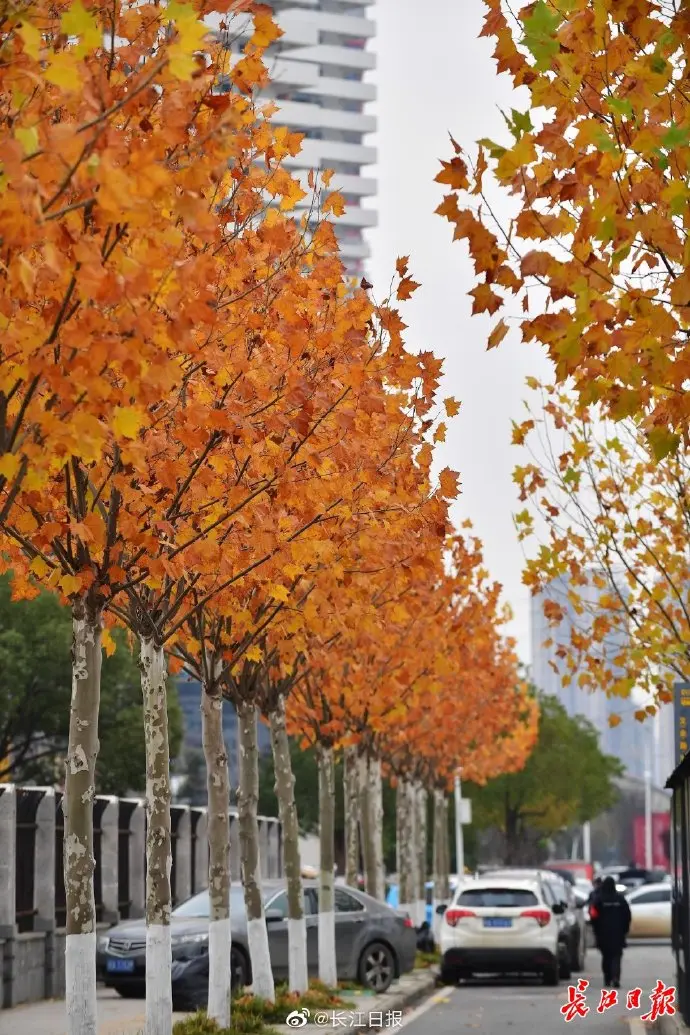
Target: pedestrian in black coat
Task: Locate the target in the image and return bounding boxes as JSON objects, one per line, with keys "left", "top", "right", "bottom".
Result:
{"left": 589, "top": 875, "right": 632, "bottom": 988}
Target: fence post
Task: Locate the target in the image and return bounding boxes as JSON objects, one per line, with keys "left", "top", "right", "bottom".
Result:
{"left": 128, "top": 799, "right": 146, "bottom": 919}
{"left": 33, "top": 788, "right": 56, "bottom": 998}
{"left": 191, "top": 808, "right": 208, "bottom": 893}
{"left": 0, "top": 786, "right": 17, "bottom": 1008}
{"left": 97, "top": 796, "right": 120, "bottom": 924}
{"left": 171, "top": 805, "right": 191, "bottom": 906}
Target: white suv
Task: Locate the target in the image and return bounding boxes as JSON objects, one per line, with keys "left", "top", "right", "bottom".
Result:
{"left": 439, "top": 877, "right": 569, "bottom": 986}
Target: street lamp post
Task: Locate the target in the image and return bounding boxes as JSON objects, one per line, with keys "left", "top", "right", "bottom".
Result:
{"left": 454, "top": 770, "right": 464, "bottom": 878}
{"left": 644, "top": 735, "right": 653, "bottom": 870}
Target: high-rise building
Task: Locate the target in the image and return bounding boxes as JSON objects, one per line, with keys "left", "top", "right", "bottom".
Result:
{"left": 218, "top": 1, "right": 377, "bottom": 277}
{"left": 530, "top": 574, "right": 674, "bottom": 785}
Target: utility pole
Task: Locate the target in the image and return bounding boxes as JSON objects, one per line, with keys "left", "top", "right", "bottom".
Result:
{"left": 454, "top": 770, "right": 464, "bottom": 878}
{"left": 644, "top": 736, "right": 653, "bottom": 870}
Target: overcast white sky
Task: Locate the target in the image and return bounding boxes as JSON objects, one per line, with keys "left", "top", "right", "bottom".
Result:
{"left": 364, "top": 0, "right": 552, "bottom": 663}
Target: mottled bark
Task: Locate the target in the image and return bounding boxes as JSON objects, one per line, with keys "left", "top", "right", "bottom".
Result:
{"left": 415, "top": 784, "right": 428, "bottom": 925}
{"left": 440, "top": 794, "right": 451, "bottom": 900}
{"left": 317, "top": 743, "right": 337, "bottom": 987}
{"left": 237, "top": 699, "right": 275, "bottom": 1001}
{"left": 140, "top": 638, "right": 172, "bottom": 1035}
{"left": 434, "top": 788, "right": 450, "bottom": 902}
{"left": 358, "top": 753, "right": 375, "bottom": 898}
{"left": 202, "top": 668, "right": 231, "bottom": 1026}
{"left": 64, "top": 599, "right": 102, "bottom": 1035}
{"left": 369, "top": 756, "right": 385, "bottom": 901}
{"left": 397, "top": 779, "right": 416, "bottom": 912}
{"left": 343, "top": 746, "right": 360, "bottom": 889}
{"left": 269, "top": 697, "right": 308, "bottom": 994}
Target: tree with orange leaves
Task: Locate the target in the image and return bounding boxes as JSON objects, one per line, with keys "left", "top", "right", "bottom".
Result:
{"left": 435, "top": 0, "right": 690, "bottom": 443}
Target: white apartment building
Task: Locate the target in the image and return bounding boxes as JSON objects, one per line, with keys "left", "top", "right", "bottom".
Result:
{"left": 218, "top": 1, "right": 377, "bottom": 277}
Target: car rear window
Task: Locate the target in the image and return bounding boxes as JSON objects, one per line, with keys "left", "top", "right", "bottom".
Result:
{"left": 457, "top": 888, "right": 539, "bottom": 908}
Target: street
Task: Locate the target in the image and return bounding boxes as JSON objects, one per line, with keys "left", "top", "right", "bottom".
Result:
{"left": 400, "top": 941, "right": 674, "bottom": 1034}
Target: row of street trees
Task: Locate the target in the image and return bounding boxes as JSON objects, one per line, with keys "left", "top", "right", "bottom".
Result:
{"left": 438, "top": 0, "right": 690, "bottom": 722}
{"left": 0, "top": 4, "right": 538, "bottom": 1035}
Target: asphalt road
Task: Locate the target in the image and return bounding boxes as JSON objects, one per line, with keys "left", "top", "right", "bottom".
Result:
{"left": 400, "top": 941, "right": 675, "bottom": 1035}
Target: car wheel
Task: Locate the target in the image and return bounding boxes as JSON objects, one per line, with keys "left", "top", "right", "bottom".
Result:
{"left": 559, "top": 952, "right": 572, "bottom": 981}
{"left": 439, "top": 963, "right": 459, "bottom": 985}
{"left": 543, "top": 960, "right": 559, "bottom": 986}
{"left": 231, "top": 946, "right": 249, "bottom": 991}
{"left": 358, "top": 942, "right": 396, "bottom": 993}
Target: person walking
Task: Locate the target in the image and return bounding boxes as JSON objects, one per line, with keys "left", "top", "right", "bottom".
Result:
{"left": 589, "top": 875, "right": 631, "bottom": 988}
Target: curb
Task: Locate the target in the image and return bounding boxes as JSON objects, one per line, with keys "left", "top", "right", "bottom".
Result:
{"left": 272, "top": 970, "right": 439, "bottom": 1033}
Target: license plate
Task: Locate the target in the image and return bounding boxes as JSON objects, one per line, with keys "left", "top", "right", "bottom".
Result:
{"left": 106, "top": 958, "right": 135, "bottom": 974}
{"left": 484, "top": 917, "right": 512, "bottom": 928}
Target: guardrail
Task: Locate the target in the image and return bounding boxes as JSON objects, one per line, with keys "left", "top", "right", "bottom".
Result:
{"left": 0, "top": 784, "right": 282, "bottom": 1008}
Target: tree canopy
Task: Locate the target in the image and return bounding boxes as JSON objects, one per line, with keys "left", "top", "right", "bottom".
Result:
{"left": 466, "top": 691, "right": 622, "bottom": 864}
{"left": 0, "top": 574, "right": 182, "bottom": 793}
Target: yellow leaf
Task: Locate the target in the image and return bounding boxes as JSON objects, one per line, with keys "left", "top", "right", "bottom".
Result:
{"left": 61, "top": 0, "right": 102, "bottom": 52}
{"left": 270, "top": 584, "right": 290, "bottom": 603}
{"left": 60, "top": 573, "right": 81, "bottom": 596}
{"left": 444, "top": 397, "right": 460, "bottom": 418}
{"left": 18, "top": 22, "right": 42, "bottom": 60}
{"left": 246, "top": 645, "right": 263, "bottom": 663}
{"left": 102, "top": 629, "right": 116, "bottom": 657}
{"left": 29, "top": 556, "right": 50, "bottom": 579}
{"left": 488, "top": 318, "right": 509, "bottom": 350}
{"left": 608, "top": 713, "right": 622, "bottom": 728}
{"left": 44, "top": 53, "right": 82, "bottom": 92}
{"left": 112, "top": 406, "right": 145, "bottom": 440}
{"left": 14, "top": 126, "right": 38, "bottom": 156}
{"left": 0, "top": 453, "right": 20, "bottom": 480}
{"left": 166, "top": 2, "right": 208, "bottom": 81}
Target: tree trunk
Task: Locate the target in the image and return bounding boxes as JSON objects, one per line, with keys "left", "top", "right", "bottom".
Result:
{"left": 140, "top": 637, "right": 172, "bottom": 1035}
{"left": 343, "top": 746, "right": 359, "bottom": 889}
{"left": 434, "top": 788, "right": 450, "bottom": 902}
{"left": 237, "top": 700, "right": 275, "bottom": 1001}
{"left": 269, "top": 697, "right": 308, "bottom": 994}
{"left": 441, "top": 794, "right": 451, "bottom": 898}
{"left": 358, "top": 752, "right": 376, "bottom": 898}
{"left": 369, "top": 755, "right": 385, "bottom": 900}
{"left": 396, "top": 779, "right": 415, "bottom": 915}
{"left": 415, "top": 784, "right": 427, "bottom": 926}
{"left": 64, "top": 599, "right": 102, "bottom": 1035}
{"left": 202, "top": 670, "right": 232, "bottom": 1026}
{"left": 317, "top": 743, "right": 337, "bottom": 987}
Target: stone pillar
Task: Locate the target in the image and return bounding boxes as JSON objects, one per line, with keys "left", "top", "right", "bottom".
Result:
{"left": 191, "top": 808, "right": 208, "bottom": 893}
{"left": 127, "top": 799, "right": 146, "bottom": 919}
{"left": 0, "top": 786, "right": 16, "bottom": 1009}
{"left": 33, "top": 788, "right": 56, "bottom": 999}
{"left": 0, "top": 786, "right": 16, "bottom": 933}
{"left": 258, "top": 815, "right": 269, "bottom": 879}
{"left": 171, "top": 805, "right": 191, "bottom": 906}
{"left": 34, "top": 788, "right": 55, "bottom": 931}
{"left": 97, "top": 796, "right": 119, "bottom": 923}
{"left": 229, "top": 810, "right": 240, "bottom": 882}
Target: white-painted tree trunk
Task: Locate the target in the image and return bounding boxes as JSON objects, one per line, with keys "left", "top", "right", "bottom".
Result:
{"left": 140, "top": 638, "right": 172, "bottom": 1035}
{"left": 317, "top": 743, "right": 337, "bottom": 987}
{"left": 237, "top": 700, "right": 275, "bottom": 1001}
{"left": 343, "top": 746, "right": 360, "bottom": 889}
{"left": 202, "top": 665, "right": 232, "bottom": 1026}
{"left": 415, "top": 784, "right": 428, "bottom": 926}
{"left": 432, "top": 788, "right": 448, "bottom": 944}
{"left": 269, "top": 697, "right": 308, "bottom": 994}
{"left": 396, "top": 778, "right": 415, "bottom": 917}
{"left": 369, "top": 756, "right": 385, "bottom": 901}
{"left": 64, "top": 599, "right": 102, "bottom": 1035}
{"left": 358, "top": 752, "right": 375, "bottom": 898}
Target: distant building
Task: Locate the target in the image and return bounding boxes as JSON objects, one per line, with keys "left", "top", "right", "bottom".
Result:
{"left": 530, "top": 574, "right": 674, "bottom": 786}
{"left": 175, "top": 677, "right": 272, "bottom": 790}
{"left": 217, "top": 0, "right": 377, "bottom": 278}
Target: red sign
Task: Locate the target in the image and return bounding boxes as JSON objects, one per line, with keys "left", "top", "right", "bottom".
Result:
{"left": 633, "top": 812, "right": 671, "bottom": 869}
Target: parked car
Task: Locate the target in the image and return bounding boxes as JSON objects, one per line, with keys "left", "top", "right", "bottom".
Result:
{"left": 438, "top": 877, "right": 571, "bottom": 986}
{"left": 626, "top": 882, "right": 672, "bottom": 939}
{"left": 482, "top": 868, "right": 586, "bottom": 972}
{"left": 97, "top": 880, "right": 417, "bottom": 1008}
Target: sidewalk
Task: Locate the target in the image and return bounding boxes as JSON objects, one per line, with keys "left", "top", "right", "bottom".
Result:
{"left": 657, "top": 1014, "right": 690, "bottom": 1035}
{"left": 0, "top": 970, "right": 438, "bottom": 1035}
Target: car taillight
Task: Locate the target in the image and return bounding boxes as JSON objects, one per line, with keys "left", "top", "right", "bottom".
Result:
{"left": 445, "top": 908, "right": 476, "bottom": 927}
{"left": 521, "top": 908, "right": 551, "bottom": 927}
